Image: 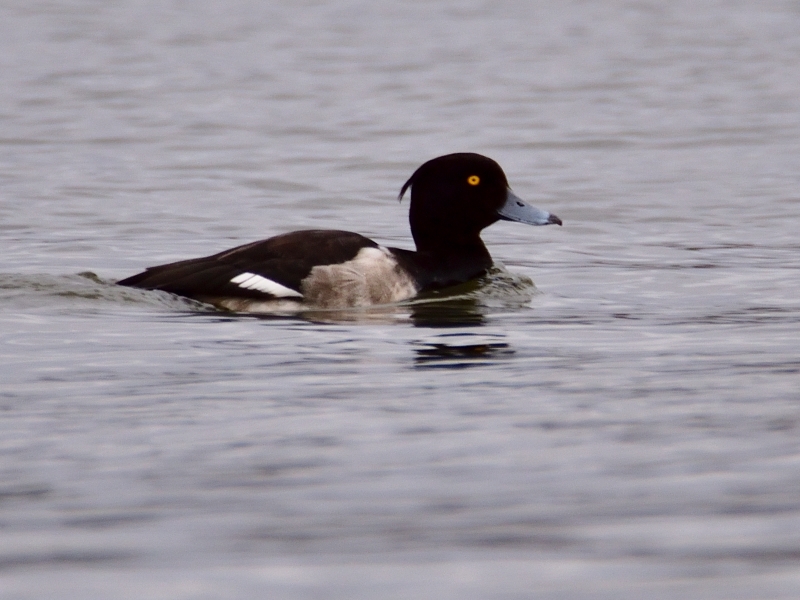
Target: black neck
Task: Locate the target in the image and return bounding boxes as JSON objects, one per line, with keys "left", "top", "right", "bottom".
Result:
{"left": 391, "top": 242, "right": 493, "bottom": 292}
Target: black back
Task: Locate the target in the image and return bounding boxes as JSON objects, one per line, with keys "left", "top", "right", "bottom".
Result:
{"left": 117, "top": 229, "right": 377, "bottom": 299}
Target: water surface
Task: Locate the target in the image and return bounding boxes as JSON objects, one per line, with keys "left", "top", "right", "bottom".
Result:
{"left": 2, "top": 1, "right": 800, "bottom": 598}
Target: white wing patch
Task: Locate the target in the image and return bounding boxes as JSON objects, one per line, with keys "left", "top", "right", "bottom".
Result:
{"left": 230, "top": 272, "right": 303, "bottom": 298}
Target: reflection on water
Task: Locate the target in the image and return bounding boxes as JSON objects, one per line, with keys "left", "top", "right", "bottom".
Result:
{"left": 414, "top": 335, "right": 513, "bottom": 369}
{"left": 291, "top": 297, "right": 491, "bottom": 327}
{"left": 408, "top": 298, "right": 488, "bottom": 328}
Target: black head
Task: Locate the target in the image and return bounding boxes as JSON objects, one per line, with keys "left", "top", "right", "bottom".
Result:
{"left": 399, "top": 153, "right": 560, "bottom": 254}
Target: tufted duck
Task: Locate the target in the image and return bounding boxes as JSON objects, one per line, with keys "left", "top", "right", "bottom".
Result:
{"left": 117, "top": 153, "right": 561, "bottom": 310}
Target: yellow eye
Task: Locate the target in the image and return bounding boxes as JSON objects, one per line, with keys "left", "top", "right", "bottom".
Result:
{"left": 467, "top": 175, "right": 480, "bottom": 186}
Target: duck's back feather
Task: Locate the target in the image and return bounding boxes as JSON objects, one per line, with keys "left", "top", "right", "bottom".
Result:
{"left": 117, "top": 229, "right": 378, "bottom": 301}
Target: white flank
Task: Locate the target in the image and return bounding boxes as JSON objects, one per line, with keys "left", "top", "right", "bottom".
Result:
{"left": 302, "top": 246, "right": 419, "bottom": 308}
{"left": 230, "top": 272, "right": 303, "bottom": 298}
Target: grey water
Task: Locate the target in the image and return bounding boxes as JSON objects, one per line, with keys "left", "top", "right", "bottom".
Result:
{"left": 2, "top": 1, "right": 800, "bottom": 598}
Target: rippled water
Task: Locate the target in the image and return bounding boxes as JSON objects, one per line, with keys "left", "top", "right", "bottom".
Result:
{"left": 3, "top": 1, "right": 800, "bottom": 598}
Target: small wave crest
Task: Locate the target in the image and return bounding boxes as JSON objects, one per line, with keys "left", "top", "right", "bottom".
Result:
{"left": 0, "top": 266, "right": 537, "bottom": 325}
{"left": 0, "top": 272, "right": 208, "bottom": 312}
{"left": 411, "top": 265, "right": 538, "bottom": 309}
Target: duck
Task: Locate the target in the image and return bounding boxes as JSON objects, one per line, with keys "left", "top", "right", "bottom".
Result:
{"left": 117, "top": 153, "right": 561, "bottom": 311}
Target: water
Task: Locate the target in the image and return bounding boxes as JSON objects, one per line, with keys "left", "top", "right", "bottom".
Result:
{"left": 2, "top": 1, "right": 800, "bottom": 598}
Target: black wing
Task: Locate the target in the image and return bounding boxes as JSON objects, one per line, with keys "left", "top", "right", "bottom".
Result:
{"left": 117, "top": 229, "right": 378, "bottom": 301}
